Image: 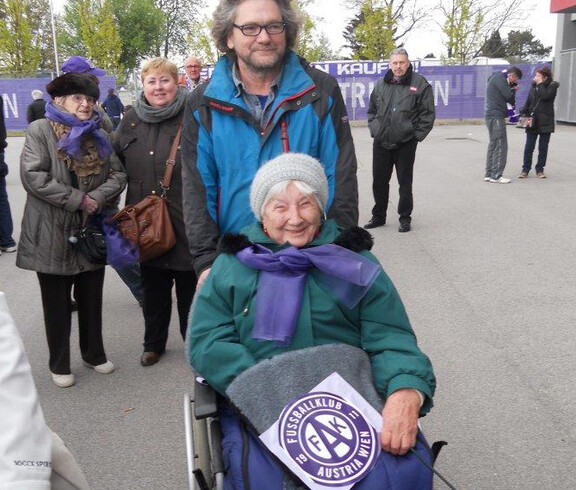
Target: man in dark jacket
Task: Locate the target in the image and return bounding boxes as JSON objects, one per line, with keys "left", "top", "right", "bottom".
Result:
{"left": 101, "top": 88, "right": 124, "bottom": 130}
{"left": 26, "top": 90, "right": 46, "bottom": 123}
{"left": 484, "top": 67, "right": 522, "bottom": 184}
{"left": 365, "top": 48, "right": 435, "bottom": 233}
{"left": 0, "top": 97, "right": 16, "bottom": 255}
{"left": 182, "top": 0, "right": 359, "bottom": 285}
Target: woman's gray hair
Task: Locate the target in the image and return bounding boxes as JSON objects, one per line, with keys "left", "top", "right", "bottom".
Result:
{"left": 390, "top": 47, "right": 409, "bottom": 59}
{"left": 211, "top": 0, "right": 302, "bottom": 55}
{"left": 261, "top": 180, "right": 324, "bottom": 218}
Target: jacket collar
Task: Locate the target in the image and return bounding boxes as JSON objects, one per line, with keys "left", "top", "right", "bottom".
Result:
{"left": 384, "top": 63, "right": 414, "bottom": 85}
{"left": 218, "top": 220, "right": 374, "bottom": 254}
{"left": 204, "top": 51, "right": 315, "bottom": 112}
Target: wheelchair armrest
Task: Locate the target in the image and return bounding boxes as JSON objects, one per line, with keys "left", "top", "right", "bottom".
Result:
{"left": 194, "top": 379, "right": 218, "bottom": 419}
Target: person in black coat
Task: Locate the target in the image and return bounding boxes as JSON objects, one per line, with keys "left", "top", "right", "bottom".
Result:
{"left": 26, "top": 90, "right": 47, "bottom": 124}
{"left": 518, "top": 66, "right": 560, "bottom": 179}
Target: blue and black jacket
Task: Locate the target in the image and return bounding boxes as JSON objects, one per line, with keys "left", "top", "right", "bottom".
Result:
{"left": 181, "top": 51, "right": 359, "bottom": 275}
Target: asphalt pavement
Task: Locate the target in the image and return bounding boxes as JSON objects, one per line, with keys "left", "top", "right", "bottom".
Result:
{"left": 1, "top": 123, "right": 575, "bottom": 490}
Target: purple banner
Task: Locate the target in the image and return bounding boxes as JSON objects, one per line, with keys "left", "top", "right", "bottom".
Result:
{"left": 310, "top": 61, "right": 538, "bottom": 121}
{"left": 1, "top": 76, "right": 116, "bottom": 131}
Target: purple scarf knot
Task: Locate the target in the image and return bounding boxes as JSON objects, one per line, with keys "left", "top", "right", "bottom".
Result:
{"left": 236, "top": 243, "right": 381, "bottom": 346}
{"left": 45, "top": 101, "right": 113, "bottom": 160}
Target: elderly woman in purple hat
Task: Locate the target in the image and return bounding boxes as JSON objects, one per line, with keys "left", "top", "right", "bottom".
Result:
{"left": 17, "top": 72, "right": 126, "bottom": 388}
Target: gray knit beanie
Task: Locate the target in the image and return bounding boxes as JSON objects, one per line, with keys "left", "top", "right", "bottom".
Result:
{"left": 250, "top": 153, "right": 329, "bottom": 221}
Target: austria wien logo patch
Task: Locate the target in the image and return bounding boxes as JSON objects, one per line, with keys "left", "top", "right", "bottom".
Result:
{"left": 260, "top": 373, "right": 382, "bottom": 490}
{"left": 410, "top": 86, "right": 418, "bottom": 92}
{"left": 278, "top": 391, "right": 379, "bottom": 487}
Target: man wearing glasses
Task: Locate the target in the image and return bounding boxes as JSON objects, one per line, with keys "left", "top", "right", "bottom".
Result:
{"left": 182, "top": 0, "right": 358, "bottom": 285}
{"left": 179, "top": 56, "right": 205, "bottom": 92}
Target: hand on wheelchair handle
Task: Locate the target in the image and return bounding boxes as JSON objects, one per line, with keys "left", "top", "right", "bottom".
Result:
{"left": 380, "top": 389, "right": 421, "bottom": 456}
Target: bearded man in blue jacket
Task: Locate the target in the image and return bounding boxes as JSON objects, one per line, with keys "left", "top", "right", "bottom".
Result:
{"left": 181, "top": 0, "right": 359, "bottom": 285}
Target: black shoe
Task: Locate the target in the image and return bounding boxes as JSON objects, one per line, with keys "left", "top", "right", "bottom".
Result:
{"left": 363, "top": 217, "right": 386, "bottom": 229}
{"left": 398, "top": 222, "right": 411, "bottom": 233}
{"left": 140, "top": 351, "right": 161, "bottom": 367}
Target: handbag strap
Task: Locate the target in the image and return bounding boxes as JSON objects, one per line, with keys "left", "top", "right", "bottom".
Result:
{"left": 159, "top": 122, "right": 183, "bottom": 193}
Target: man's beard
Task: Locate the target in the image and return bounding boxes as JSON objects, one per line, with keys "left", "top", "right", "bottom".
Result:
{"left": 238, "top": 48, "right": 285, "bottom": 73}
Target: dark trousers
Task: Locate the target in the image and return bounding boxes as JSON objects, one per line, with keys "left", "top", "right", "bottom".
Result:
{"left": 140, "top": 265, "right": 196, "bottom": 353}
{"left": 37, "top": 268, "right": 106, "bottom": 374}
{"left": 523, "top": 132, "right": 551, "bottom": 173}
{"left": 114, "top": 262, "right": 144, "bottom": 303}
{"left": 371, "top": 139, "right": 418, "bottom": 224}
{"left": 0, "top": 152, "right": 16, "bottom": 249}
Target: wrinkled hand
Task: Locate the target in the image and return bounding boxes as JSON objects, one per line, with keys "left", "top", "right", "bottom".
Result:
{"left": 83, "top": 195, "right": 99, "bottom": 215}
{"left": 380, "top": 389, "right": 421, "bottom": 456}
{"left": 197, "top": 268, "right": 211, "bottom": 289}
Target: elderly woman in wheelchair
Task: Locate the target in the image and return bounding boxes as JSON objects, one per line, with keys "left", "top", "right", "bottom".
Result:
{"left": 188, "top": 153, "right": 437, "bottom": 490}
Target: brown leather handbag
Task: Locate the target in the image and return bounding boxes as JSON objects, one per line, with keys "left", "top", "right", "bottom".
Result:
{"left": 111, "top": 124, "right": 182, "bottom": 262}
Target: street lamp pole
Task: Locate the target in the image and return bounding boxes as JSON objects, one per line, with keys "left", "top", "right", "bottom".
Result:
{"left": 49, "top": 0, "right": 59, "bottom": 76}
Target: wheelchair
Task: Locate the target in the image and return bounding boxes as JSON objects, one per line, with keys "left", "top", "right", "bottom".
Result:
{"left": 183, "top": 375, "right": 224, "bottom": 490}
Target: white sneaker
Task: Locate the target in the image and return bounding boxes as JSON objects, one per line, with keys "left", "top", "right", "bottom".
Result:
{"left": 83, "top": 360, "right": 115, "bottom": 374}
{"left": 483, "top": 177, "right": 491, "bottom": 182}
{"left": 0, "top": 245, "right": 17, "bottom": 253}
{"left": 490, "top": 177, "right": 511, "bottom": 184}
{"left": 51, "top": 372, "right": 76, "bottom": 388}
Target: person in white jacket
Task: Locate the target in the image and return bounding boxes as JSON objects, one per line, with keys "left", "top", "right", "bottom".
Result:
{"left": 0, "top": 292, "right": 90, "bottom": 490}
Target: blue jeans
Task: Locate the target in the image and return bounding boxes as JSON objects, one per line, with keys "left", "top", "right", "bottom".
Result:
{"left": 0, "top": 152, "right": 16, "bottom": 249}
{"left": 523, "top": 132, "right": 551, "bottom": 174}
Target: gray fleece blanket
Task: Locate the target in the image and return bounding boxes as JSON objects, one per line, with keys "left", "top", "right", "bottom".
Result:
{"left": 225, "top": 343, "right": 383, "bottom": 435}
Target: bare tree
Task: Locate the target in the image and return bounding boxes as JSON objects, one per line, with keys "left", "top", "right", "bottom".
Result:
{"left": 343, "top": 0, "right": 430, "bottom": 59}
{"left": 437, "top": 0, "right": 534, "bottom": 64}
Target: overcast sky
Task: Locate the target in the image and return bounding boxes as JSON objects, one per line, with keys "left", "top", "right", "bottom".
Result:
{"left": 52, "top": 0, "right": 558, "bottom": 60}
{"left": 201, "top": 0, "right": 558, "bottom": 60}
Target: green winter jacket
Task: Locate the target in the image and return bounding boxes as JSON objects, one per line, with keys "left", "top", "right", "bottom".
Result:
{"left": 189, "top": 220, "right": 436, "bottom": 414}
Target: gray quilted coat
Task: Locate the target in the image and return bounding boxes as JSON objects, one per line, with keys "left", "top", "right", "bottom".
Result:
{"left": 16, "top": 119, "right": 126, "bottom": 275}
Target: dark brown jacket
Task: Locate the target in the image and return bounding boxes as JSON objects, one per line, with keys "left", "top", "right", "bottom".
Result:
{"left": 114, "top": 109, "right": 193, "bottom": 271}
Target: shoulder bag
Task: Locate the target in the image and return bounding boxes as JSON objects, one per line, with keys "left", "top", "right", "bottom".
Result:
{"left": 111, "top": 124, "right": 182, "bottom": 262}
{"left": 70, "top": 213, "right": 107, "bottom": 265}
{"left": 517, "top": 98, "right": 541, "bottom": 129}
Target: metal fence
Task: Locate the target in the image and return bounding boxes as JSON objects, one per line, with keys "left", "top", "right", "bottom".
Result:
{"left": 1, "top": 62, "right": 545, "bottom": 131}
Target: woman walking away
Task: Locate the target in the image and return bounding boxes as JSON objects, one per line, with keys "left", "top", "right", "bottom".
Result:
{"left": 115, "top": 58, "right": 196, "bottom": 367}
{"left": 17, "top": 73, "right": 126, "bottom": 388}
{"left": 518, "top": 66, "right": 559, "bottom": 179}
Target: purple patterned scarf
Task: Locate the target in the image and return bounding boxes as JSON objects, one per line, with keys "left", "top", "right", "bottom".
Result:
{"left": 236, "top": 243, "right": 381, "bottom": 346}
{"left": 45, "top": 101, "right": 113, "bottom": 160}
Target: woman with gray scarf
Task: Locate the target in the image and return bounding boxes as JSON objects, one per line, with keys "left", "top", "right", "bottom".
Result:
{"left": 115, "top": 58, "right": 196, "bottom": 367}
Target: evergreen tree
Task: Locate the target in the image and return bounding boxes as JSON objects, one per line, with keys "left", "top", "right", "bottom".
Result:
{"left": 504, "top": 30, "right": 552, "bottom": 63}
{"left": 481, "top": 30, "right": 505, "bottom": 58}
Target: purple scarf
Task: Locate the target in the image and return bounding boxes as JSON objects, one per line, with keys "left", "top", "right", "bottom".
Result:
{"left": 45, "top": 101, "right": 113, "bottom": 160}
{"left": 236, "top": 243, "right": 381, "bottom": 346}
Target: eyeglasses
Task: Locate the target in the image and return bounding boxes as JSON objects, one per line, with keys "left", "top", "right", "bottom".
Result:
{"left": 67, "top": 94, "right": 96, "bottom": 105}
{"left": 186, "top": 65, "right": 201, "bottom": 69}
{"left": 232, "top": 22, "right": 286, "bottom": 37}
